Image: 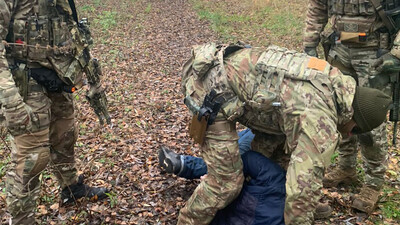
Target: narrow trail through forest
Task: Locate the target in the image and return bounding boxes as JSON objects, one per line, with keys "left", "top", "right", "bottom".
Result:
{"left": 1, "top": 0, "right": 217, "bottom": 224}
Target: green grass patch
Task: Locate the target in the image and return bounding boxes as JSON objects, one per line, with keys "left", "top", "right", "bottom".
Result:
{"left": 380, "top": 187, "right": 400, "bottom": 220}
{"left": 190, "top": 0, "right": 306, "bottom": 49}
{"left": 80, "top": 4, "right": 95, "bottom": 13}
{"left": 95, "top": 11, "right": 118, "bottom": 30}
{"left": 145, "top": 3, "right": 152, "bottom": 13}
{"left": 261, "top": 7, "right": 304, "bottom": 37}
{"left": 191, "top": 0, "right": 250, "bottom": 41}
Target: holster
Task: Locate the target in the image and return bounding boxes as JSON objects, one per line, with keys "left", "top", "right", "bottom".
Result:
{"left": 10, "top": 63, "right": 29, "bottom": 100}
{"left": 320, "top": 28, "right": 335, "bottom": 60}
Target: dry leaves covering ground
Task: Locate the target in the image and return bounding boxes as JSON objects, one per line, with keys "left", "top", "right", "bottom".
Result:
{"left": 0, "top": 0, "right": 400, "bottom": 224}
{"left": 1, "top": 0, "right": 215, "bottom": 224}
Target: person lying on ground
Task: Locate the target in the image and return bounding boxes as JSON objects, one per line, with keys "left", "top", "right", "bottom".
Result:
{"left": 159, "top": 128, "right": 285, "bottom": 225}
{"left": 159, "top": 128, "right": 254, "bottom": 179}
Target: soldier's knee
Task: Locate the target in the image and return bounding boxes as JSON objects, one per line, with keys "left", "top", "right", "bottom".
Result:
{"left": 220, "top": 173, "right": 244, "bottom": 200}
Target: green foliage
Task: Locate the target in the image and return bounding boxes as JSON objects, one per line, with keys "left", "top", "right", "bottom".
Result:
{"left": 81, "top": 5, "right": 95, "bottom": 13}
{"left": 93, "top": 0, "right": 101, "bottom": 7}
{"left": 145, "top": 3, "right": 152, "bottom": 13}
{"left": 190, "top": 0, "right": 306, "bottom": 49}
{"left": 380, "top": 187, "right": 400, "bottom": 220}
{"left": 261, "top": 7, "right": 304, "bottom": 37}
{"left": 95, "top": 11, "right": 118, "bottom": 30}
{"left": 330, "top": 151, "right": 339, "bottom": 164}
{"left": 106, "top": 191, "right": 118, "bottom": 208}
{"left": 191, "top": 1, "right": 250, "bottom": 40}
{"left": 0, "top": 157, "right": 10, "bottom": 178}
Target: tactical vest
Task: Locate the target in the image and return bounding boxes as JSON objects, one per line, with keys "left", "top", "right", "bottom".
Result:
{"left": 328, "top": 0, "right": 389, "bottom": 47}
{"left": 5, "top": 0, "right": 86, "bottom": 86}
{"left": 182, "top": 44, "right": 336, "bottom": 135}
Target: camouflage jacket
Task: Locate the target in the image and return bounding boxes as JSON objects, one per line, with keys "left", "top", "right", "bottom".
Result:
{"left": 0, "top": 0, "right": 88, "bottom": 108}
{"left": 181, "top": 44, "right": 356, "bottom": 135}
{"left": 303, "top": 0, "right": 400, "bottom": 56}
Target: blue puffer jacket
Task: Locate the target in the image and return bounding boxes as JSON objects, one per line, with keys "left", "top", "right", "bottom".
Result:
{"left": 211, "top": 151, "right": 286, "bottom": 225}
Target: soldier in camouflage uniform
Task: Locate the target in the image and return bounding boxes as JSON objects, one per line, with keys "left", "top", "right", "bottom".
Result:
{"left": 0, "top": 0, "right": 110, "bottom": 224}
{"left": 303, "top": 0, "right": 400, "bottom": 214}
{"left": 179, "top": 42, "right": 391, "bottom": 224}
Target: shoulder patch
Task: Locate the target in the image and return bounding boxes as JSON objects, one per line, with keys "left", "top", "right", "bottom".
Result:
{"left": 307, "top": 57, "right": 327, "bottom": 71}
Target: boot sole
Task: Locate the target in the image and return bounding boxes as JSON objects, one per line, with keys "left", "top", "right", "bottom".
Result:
{"left": 158, "top": 148, "right": 175, "bottom": 173}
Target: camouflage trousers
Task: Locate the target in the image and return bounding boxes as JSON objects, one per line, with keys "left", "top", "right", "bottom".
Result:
{"left": 328, "top": 44, "right": 389, "bottom": 190}
{"left": 5, "top": 78, "right": 78, "bottom": 224}
{"left": 177, "top": 118, "right": 244, "bottom": 225}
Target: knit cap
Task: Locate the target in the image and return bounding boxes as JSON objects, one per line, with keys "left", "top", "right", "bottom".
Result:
{"left": 352, "top": 87, "right": 392, "bottom": 133}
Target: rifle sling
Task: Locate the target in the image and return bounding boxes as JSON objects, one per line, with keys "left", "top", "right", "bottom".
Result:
{"left": 369, "top": 0, "right": 396, "bottom": 34}
{"left": 67, "top": 0, "right": 79, "bottom": 24}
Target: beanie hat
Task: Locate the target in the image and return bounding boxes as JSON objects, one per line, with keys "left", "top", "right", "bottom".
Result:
{"left": 352, "top": 87, "right": 392, "bottom": 133}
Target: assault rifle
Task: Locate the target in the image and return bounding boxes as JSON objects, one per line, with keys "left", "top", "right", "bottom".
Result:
{"left": 68, "top": 0, "right": 111, "bottom": 125}
{"left": 376, "top": 49, "right": 400, "bottom": 145}
{"left": 390, "top": 71, "right": 400, "bottom": 146}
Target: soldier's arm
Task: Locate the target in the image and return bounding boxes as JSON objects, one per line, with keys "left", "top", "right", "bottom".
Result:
{"left": 0, "top": 0, "right": 23, "bottom": 108}
{"left": 303, "top": 0, "right": 329, "bottom": 48}
{"left": 0, "top": 1, "right": 33, "bottom": 135}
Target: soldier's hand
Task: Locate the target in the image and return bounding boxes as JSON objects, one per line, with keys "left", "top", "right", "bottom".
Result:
{"left": 86, "top": 83, "right": 111, "bottom": 125}
{"left": 3, "top": 101, "right": 36, "bottom": 136}
{"left": 371, "top": 52, "right": 400, "bottom": 74}
{"left": 304, "top": 47, "right": 318, "bottom": 57}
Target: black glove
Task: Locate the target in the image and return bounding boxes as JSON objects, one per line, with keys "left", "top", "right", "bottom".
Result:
{"left": 371, "top": 52, "right": 400, "bottom": 75}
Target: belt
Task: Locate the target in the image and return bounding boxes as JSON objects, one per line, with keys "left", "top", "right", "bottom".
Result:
{"left": 207, "top": 120, "right": 235, "bottom": 132}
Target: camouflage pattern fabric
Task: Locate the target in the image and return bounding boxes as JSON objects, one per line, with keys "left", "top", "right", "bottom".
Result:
{"left": 5, "top": 79, "right": 78, "bottom": 224}
{"left": 303, "top": 0, "right": 390, "bottom": 192}
{"left": 303, "top": 0, "right": 387, "bottom": 49}
{"left": 303, "top": 0, "right": 391, "bottom": 191}
{"left": 181, "top": 44, "right": 357, "bottom": 224}
{"left": 327, "top": 45, "right": 389, "bottom": 190}
{"left": 0, "top": 0, "right": 87, "bottom": 223}
{"left": 178, "top": 118, "right": 244, "bottom": 225}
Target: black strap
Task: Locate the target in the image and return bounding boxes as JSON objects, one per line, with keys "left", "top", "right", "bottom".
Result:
{"left": 369, "top": 0, "right": 397, "bottom": 34}
{"left": 67, "top": 0, "right": 79, "bottom": 24}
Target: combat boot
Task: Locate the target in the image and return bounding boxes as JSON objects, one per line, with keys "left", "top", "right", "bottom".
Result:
{"left": 158, "top": 146, "right": 183, "bottom": 174}
{"left": 314, "top": 202, "right": 333, "bottom": 219}
{"left": 61, "top": 175, "right": 109, "bottom": 204}
{"left": 322, "top": 167, "right": 357, "bottom": 188}
{"left": 352, "top": 185, "right": 380, "bottom": 214}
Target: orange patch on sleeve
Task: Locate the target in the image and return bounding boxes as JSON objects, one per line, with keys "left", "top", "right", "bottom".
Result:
{"left": 307, "top": 57, "right": 328, "bottom": 71}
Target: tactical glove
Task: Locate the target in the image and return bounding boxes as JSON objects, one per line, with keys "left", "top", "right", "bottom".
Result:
{"left": 371, "top": 52, "right": 400, "bottom": 74}
{"left": 304, "top": 47, "right": 318, "bottom": 57}
{"left": 86, "top": 83, "right": 111, "bottom": 125}
{"left": 4, "top": 100, "right": 35, "bottom": 136}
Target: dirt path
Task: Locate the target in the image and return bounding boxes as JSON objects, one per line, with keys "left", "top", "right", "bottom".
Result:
{"left": 74, "top": 0, "right": 217, "bottom": 224}
{"left": 0, "top": 0, "right": 216, "bottom": 224}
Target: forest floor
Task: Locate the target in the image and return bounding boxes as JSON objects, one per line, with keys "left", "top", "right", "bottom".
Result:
{"left": 0, "top": 0, "right": 400, "bottom": 224}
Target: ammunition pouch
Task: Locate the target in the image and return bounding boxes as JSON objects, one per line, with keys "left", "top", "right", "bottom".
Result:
{"left": 332, "top": 16, "right": 380, "bottom": 46}
{"left": 10, "top": 63, "right": 29, "bottom": 100}
{"left": 29, "top": 67, "right": 76, "bottom": 93}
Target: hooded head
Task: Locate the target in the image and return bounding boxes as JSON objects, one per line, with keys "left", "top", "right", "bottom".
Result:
{"left": 351, "top": 87, "right": 392, "bottom": 134}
